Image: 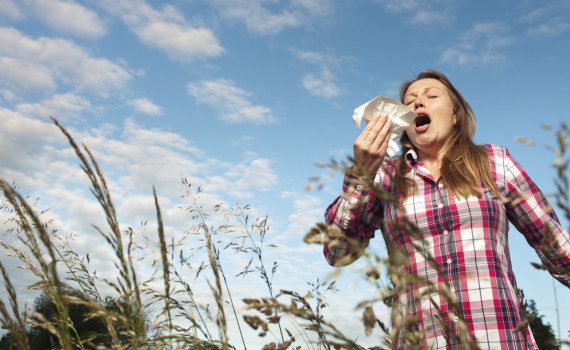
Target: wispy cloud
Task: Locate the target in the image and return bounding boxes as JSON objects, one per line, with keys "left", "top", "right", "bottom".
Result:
{"left": 290, "top": 0, "right": 335, "bottom": 16}
{"left": 100, "top": 0, "right": 224, "bottom": 61}
{"left": 302, "top": 67, "right": 342, "bottom": 98}
{"left": 16, "top": 93, "right": 92, "bottom": 121}
{"left": 439, "top": 22, "right": 514, "bottom": 67}
{"left": 25, "top": 0, "right": 106, "bottom": 38}
{"left": 292, "top": 49, "right": 343, "bottom": 98}
{"left": 207, "top": 0, "right": 335, "bottom": 35}
{"left": 380, "top": 0, "right": 420, "bottom": 12}
{"left": 292, "top": 49, "right": 341, "bottom": 66}
{"left": 223, "top": 4, "right": 301, "bottom": 35}
{"left": 280, "top": 192, "right": 323, "bottom": 240}
{"left": 206, "top": 158, "right": 278, "bottom": 198}
{"left": 0, "top": 0, "right": 23, "bottom": 19}
{"left": 375, "top": 0, "right": 454, "bottom": 26}
{"left": 516, "top": 2, "right": 570, "bottom": 40}
{"left": 128, "top": 97, "right": 162, "bottom": 116}
{"left": 0, "top": 27, "right": 134, "bottom": 97}
{"left": 187, "top": 79, "right": 275, "bottom": 124}
{"left": 527, "top": 19, "right": 570, "bottom": 38}
{"left": 412, "top": 10, "right": 449, "bottom": 26}
{"left": 518, "top": 0, "right": 570, "bottom": 23}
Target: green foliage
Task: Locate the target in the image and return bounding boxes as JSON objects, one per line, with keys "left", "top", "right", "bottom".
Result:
{"left": 524, "top": 299, "right": 558, "bottom": 350}
{"left": 0, "top": 291, "right": 135, "bottom": 350}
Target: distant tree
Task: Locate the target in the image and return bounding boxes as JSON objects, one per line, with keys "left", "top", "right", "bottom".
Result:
{"left": 523, "top": 298, "right": 559, "bottom": 350}
{"left": 0, "top": 291, "right": 134, "bottom": 350}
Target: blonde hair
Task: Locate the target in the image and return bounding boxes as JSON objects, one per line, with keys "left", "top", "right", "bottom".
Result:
{"left": 393, "top": 70, "right": 500, "bottom": 200}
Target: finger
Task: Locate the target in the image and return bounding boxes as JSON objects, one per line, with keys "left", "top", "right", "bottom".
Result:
{"left": 362, "top": 114, "right": 389, "bottom": 143}
{"left": 378, "top": 126, "right": 391, "bottom": 155}
{"left": 357, "top": 113, "right": 383, "bottom": 140}
{"left": 370, "top": 116, "right": 392, "bottom": 148}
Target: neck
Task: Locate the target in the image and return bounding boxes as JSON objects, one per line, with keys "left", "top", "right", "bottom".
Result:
{"left": 417, "top": 147, "right": 444, "bottom": 180}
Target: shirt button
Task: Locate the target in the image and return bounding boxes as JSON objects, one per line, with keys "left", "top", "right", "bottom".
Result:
{"left": 452, "top": 316, "right": 459, "bottom": 323}
{"left": 356, "top": 185, "right": 364, "bottom": 191}
{"left": 451, "top": 288, "right": 456, "bottom": 294}
{"left": 443, "top": 230, "right": 449, "bottom": 236}
{"left": 438, "top": 183, "right": 443, "bottom": 188}
{"left": 447, "top": 258, "right": 452, "bottom": 264}
{"left": 437, "top": 203, "right": 443, "bottom": 209}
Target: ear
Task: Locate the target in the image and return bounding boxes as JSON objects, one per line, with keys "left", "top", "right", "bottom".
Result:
{"left": 453, "top": 114, "right": 457, "bottom": 126}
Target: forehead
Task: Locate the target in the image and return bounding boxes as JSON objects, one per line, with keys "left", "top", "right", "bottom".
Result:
{"left": 405, "top": 78, "right": 448, "bottom": 95}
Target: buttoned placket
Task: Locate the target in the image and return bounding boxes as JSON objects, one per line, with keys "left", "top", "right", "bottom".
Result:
{"left": 434, "top": 180, "right": 452, "bottom": 266}
{"left": 435, "top": 179, "right": 460, "bottom": 324}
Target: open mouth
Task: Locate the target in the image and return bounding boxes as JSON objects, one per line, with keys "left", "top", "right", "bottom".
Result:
{"left": 415, "top": 114, "right": 431, "bottom": 127}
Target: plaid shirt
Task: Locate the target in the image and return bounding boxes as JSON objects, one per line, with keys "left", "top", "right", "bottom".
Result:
{"left": 324, "top": 144, "right": 570, "bottom": 349}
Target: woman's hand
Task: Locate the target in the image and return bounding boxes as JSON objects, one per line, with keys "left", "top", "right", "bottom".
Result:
{"left": 352, "top": 114, "right": 392, "bottom": 177}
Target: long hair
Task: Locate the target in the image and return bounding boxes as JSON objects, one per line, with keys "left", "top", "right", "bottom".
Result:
{"left": 392, "top": 70, "right": 500, "bottom": 200}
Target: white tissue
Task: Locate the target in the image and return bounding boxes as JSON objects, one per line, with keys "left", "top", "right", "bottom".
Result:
{"left": 352, "top": 96, "right": 417, "bottom": 157}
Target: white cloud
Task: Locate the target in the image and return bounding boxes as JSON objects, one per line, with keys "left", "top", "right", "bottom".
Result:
{"left": 292, "top": 49, "right": 343, "bottom": 98}
{"left": 0, "top": 57, "right": 56, "bottom": 92}
{"left": 1, "top": 89, "right": 19, "bottom": 104}
{"left": 439, "top": 22, "right": 514, "bottom": 67}
{"left": 100, "top": 0, "right": 224, "bottom": 61}
{"left": 205, "top": 158, "right": 278, "bottom": 198}
{"left": 227, "top": 6, "right": 300, "bottom": 35}
{"left": 291, "top": 49, "right": 340, "bottom": 66}
{"left": 128, "top": 97, "right": 162, "bottom": 116}
{"left": 381, "top": 0, "right": 420, "bottom": 11}
{"left": 0, "top": 105, "right": 278, "bottom": 226}
{"left": 136, "top": 20, "right": 223, "bottom": 61}
{"left": 120, "top": 119, "right": 197, "bottom": 153}
{"left": 208, "top": 0, "right": 341, "bottom": 35}
{"left": 0, "top": 0, "right": 23, "bottom": 19}
{"left": 375, "top": 0, "right": 454, "bottom": 26}
{"left": 281, "top": 193, "right": 324, "bottom": 240}
{"left": 290, "top": 0, "right": 335, "bottom": 16}
{"left": 302, "top": 66, "right": 342, "bottom": 98}
{"left": 205, "top": 0, "right": 338, "bottom": 35}
{"left": 16, "top": 93, "right": 91, "bottom": 121}
{"left": 518, "top": 0, "right": 570, "bottom": 23}
{"left": 26, "top": 0, "right": 106, "bottom": 38}
{"left": 0, "top": 27, "right": 134, "bottom": 96}
{"left": 0, "top": 108, "right": 67, "bottom": 184}
{"left": 208, "top": 0, "right": 302, "bottom": 35}
{"left": 411, "top": 10, "right": 449, "bottom": 25}
{"left": 527, "top": 19, "right": 570, "bottom": 38}
{"left": 187, "top": 79, "right": 275, "bottom": 124}
{"left": 461, "top": 22, "right": 513, "bottom": 48}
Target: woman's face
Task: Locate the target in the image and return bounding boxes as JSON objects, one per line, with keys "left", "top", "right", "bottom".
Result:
{"left": 403, "top": 78, "right": 457, "bottom": 156}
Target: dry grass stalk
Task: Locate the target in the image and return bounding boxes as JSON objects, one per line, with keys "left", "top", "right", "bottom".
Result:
{"left": 0, "top": 119, "right": 567, "bottom": 349}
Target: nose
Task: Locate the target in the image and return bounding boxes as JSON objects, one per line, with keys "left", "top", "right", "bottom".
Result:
{"left": 413, "top": 96, "right": 424, "bottom": 110}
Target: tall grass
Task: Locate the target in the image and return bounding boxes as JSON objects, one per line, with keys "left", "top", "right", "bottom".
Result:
{"left": 0, "top": 120, "right": 568, "bottom": 349}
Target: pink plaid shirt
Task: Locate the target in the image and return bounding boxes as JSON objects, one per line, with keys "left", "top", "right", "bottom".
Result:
{"left": 324, "top": 144, "right": 570, "bottom": 349}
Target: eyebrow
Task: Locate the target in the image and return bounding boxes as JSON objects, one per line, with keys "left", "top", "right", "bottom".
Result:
{"left": 404, "top": 87, "right": 442, "bottom": 99}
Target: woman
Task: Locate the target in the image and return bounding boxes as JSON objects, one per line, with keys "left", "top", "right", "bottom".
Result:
{"left": 324, "top": 70, "right": 570, "bottom": 349}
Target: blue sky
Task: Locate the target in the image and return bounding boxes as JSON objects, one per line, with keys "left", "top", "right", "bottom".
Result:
{"left": 1, "top": 0, "right": 569, "bottom": 347}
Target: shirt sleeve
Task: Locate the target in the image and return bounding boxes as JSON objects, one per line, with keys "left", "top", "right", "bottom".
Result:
{"left": 323, "top": 172, "right": 383, "bottom": 266}
{"left": 500, "top": 146, "right": 570, "bottom": 287}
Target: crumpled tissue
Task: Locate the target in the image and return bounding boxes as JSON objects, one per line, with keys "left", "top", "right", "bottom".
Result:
{"left": 352, "top": 96, "right": 417, "bottom": 157}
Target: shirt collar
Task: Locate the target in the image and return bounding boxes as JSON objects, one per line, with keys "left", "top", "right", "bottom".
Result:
{"left": 405, "top": 148, "right": 419, "bottom": 168}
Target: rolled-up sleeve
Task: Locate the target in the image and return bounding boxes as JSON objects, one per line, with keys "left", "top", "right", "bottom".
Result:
{"left": 323, "top": 173, "right": 383, "bottom": 266}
